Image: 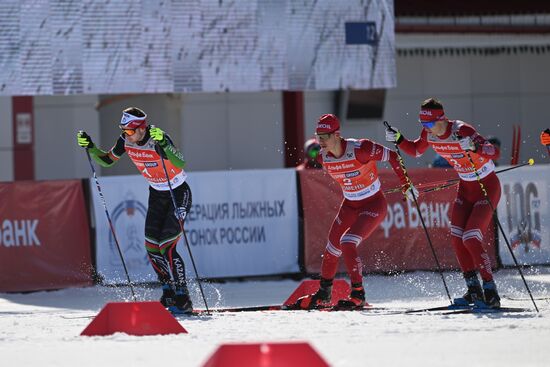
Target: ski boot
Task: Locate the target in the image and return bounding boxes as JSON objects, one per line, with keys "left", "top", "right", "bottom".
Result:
{"left": 337, "top": 282, "right": 365, "bottom": 310}
{"left": 482, "top": 280, "right": 501, "bottom": 308}
{"left": 454, "top": 272, "right": 485, "bottom": 307}
{"left": 293, "top": 278, "right": 333, "bottom": 310}
{"left": 160, "top": 284, "right": 176, "bottom": 307}
{"left": 168, "top": 286, "right": 194, "bottom": 314}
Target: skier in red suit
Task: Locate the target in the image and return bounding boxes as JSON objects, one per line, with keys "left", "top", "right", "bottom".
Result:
{"left": 295, "top": 114, "right": 413, "bottom": 309}
{"left": 385, "top": 98, "right": 502, "bottom": 308}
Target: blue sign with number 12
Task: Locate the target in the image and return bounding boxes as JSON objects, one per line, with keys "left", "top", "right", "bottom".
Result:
{"left": 345, "top": 22, "right": 378, "bottom": 45}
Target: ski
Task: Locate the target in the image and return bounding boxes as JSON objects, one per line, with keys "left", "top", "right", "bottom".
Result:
{"left": 440, "top": 306, "right": 529, "bottom": 315}
{"left": 403, "top": 303, "right": 471, "bottom": 314}
{"left": 171, "top": 303, "right": 383, "bottom": 316}
{"left": 359, "top": 304, "right": 531, "bottom": 316}
{"left": 503, "top": 295, "right": 550, "bottom": 301}
{"left": 171, "top": 304, "right": 282, "bottom": 316}
{"left": 397, "top": 304, "right": 529, "bottom": 315}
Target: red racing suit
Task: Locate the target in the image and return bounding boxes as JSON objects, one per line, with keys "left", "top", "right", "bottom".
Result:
{"left": 318, "top": 138, "right": 408, "bottom": 284}
{"left": 398, "top": 120, "right": 500, "bottom": 281}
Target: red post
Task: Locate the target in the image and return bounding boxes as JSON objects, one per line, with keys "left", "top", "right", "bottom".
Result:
{"left": 282, "top": 91, "right": 305, "bottom": 168}
{"left": 12, "top": 96, "right": 35, "bottom": 180}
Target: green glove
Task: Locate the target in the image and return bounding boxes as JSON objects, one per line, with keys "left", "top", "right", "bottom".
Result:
{"left": 150, "top": 126, "right": 166, "bottom": 147}
{"left": 77, "top": 131, "right": 94, "bottom": 148}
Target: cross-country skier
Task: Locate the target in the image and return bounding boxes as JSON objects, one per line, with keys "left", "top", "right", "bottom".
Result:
{"left": 77, "top": 107, "right": 193, "bottom": 313}
{"left": 385, "top": 98, "right": 502, "bottom": 308}
{"left": 295, "top": 114, "right": 413, "bottom": 309}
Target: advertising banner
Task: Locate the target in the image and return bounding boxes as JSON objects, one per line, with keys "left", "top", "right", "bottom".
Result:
{"left": 0, "top": 180, "right": 93, "bottom": 292}
{"left": 91, "top": 169, "right": 299, "bottom": 284}
{"left": 299, "top": 168, "right": 496, "bottom": 274}
{"left": 496, "top": 165, "right": 550, "bottom": 265}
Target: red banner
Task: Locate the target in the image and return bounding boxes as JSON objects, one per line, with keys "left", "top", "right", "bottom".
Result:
{"left": 0, "top": 180, "right": 93, "bottom": 292}
{"left": 299, "top": 168, "right": 496, "bottom": 274}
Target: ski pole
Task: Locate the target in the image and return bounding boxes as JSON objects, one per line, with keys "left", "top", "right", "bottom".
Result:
{"left": 383, "top": 159, "right": 535, "bottom": 195}
{"left": 459, "top": 136, "right": 539, "bottom": 312}
{"left": 384, "top": 121, "right": 452, "bottom": 303}
{"left": 155, "top": 140, "right": 210, "bottom": 314}
{"left": 416, "top": 159, "right": 535, "bottom": 195}
{"left": 84, "top": 147, "right": 137, "bottom": 301}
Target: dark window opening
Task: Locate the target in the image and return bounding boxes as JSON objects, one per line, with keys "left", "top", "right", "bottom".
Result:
{"left": 346, "top": 89, "right": 386, "bottom": 119}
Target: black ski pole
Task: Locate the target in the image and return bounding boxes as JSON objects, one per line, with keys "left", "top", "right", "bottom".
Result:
{"left": 459, "top": 135, "right": 539, "bottom": 312}
{"left": 383, "top": 159, "right": 535, "bottom": 195}
{"left": 417, "top": 159, "right": 535, "bottom": 195}
{"left": 84, "top": 147, "right": 137, "bottom": 301}
{"left": 384, "top": 121, "right": 453, "bottom": 303}
{"left": 156, "top": 140, "right": 210, "bottom": 314}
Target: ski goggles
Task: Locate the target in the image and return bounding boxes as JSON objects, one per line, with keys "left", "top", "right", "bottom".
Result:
{"left": 122, "top": 128, "right": 138, "bottom": 136}
{"left": 120, "top": 119, "right": 146, "bottom": 136}
{"left": 420, "top": 121, "right": 436, "bottom": 129}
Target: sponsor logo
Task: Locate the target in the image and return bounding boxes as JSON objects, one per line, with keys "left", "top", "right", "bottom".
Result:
{"left": 327, "top": 163, "right": 356, "bottom": 171}
{"left": 381, "top": 201, "right": 450, "bottom": 238}
{"left": 109, "top": 192, "right": 150, "bottom": 268}
{"left": 359, "top": 210, "right": 379, "bottom": 218}
{"left": 345, "top": 171, "right": 360, "bottom": 178}
{"left": 0, "top": 219, "right": 40, "bottom": 247}
{"left": 318, "top": 123, "right": 332, "bottom": 129}
{"left": 127, "top": 150, "right": 155, "bottom": 160}
{"left": 420, "top": 110, "right": 433, "bottom": 116}
{"left": 173, "top": 257, "right": 185, "bottom": 280}
{"left": 144, "top": 162, "right": 158, "bottom": 168}
{"left": 433, "top": 144, "right": 460, "bottom": 151}
{"left": 503, "top": 182, "right": 542, "bottom": 253}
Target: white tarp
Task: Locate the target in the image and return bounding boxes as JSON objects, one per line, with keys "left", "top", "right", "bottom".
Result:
{"left": 496, "top": 164, "right": 550, "bottom": 266}
{"left": 0, "top": 0, "right": 395, "bottom": 95}
{"left": 90, "top": 169, "right": 299, "bottom": 284}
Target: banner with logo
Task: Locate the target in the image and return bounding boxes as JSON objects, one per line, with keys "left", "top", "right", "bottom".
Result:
{"left": 299, "top": 168, "right": 497, "bottom": 274}
{"left": 0, "top": 180, "right": 93, "bottom": 292}
{"left": 496, "top": 164, "right": 550, "bottom": 265}
{"left": 91, "top": 169, "right": 299, "bottom": 284}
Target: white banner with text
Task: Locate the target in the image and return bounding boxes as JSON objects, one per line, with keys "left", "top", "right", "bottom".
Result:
{"left": 496, "top": 164, "right": 550, "bottom": 266}
{"left": 90, "top": 169, "right": 299, "bottom": 284}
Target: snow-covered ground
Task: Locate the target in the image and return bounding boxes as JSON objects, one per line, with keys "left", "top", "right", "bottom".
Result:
{"left": 2, "top": 268, "right": 550, "bottom": 367}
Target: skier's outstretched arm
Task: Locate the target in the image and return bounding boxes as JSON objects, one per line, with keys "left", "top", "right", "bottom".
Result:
{"left": 386, "top": 127, "right": 430, "bottom": 158}
{"left": 77, "top": 131, "right": 125, "bottom": 167}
